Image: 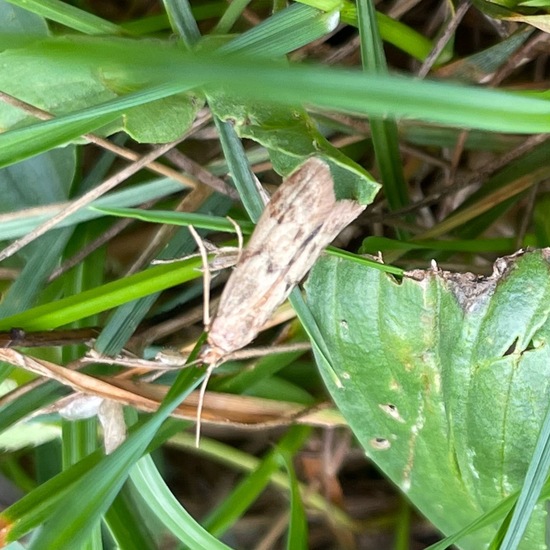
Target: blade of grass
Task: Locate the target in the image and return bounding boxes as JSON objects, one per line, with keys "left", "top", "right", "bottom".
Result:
{"left": 104, "top": 485, "right": 159, "bottom": 550}
{"left": 0, "top": 381, "right": 67, "bottom": 435}
{"left": 213, "top": 0, "right": 252, "bottom": 33}
{"left": 202, "top": 426, "right": 312, "bottom": 535}
{"left": 131, "top": 455, "right": 232, "bottom": 549}
{"left": 0, "top": 257, "right": 203, "bottom": 331}
{"left": 215, "top": 119, "right": 265, "bottom": 221}
{"left": 497, "top": 404, "right": 550, "bottom": 549}
{"left": 298, "top": 0, "right": 434, "bottom": 61}
{"left": 25, "top": 353, "right": 204, "bottom": 549}
{"left": 0, "top": 80, "right": 195, "bottom": 168}
{"left": 281, "top": 449, "right": 308, "bottom": 550}
{"left": 221, "top": 3, "right": 339, "bottom": 58}
{"left": 1, "top": 417, "right": 188, "bottom": 541}
{"left": 170, "top": 432, "right": 357, "bottom": 529}
{"left": 4, "top": 50, "right": 550, "bottom": 170}
{"left": 94, "top": 193, "right": 232, "bottom": 356}
{"left": 0, "top": 178, "right": 184, "bottom": 241}
{"left": 4, "top": 0, "right": 123, "bottom": 35}
{"left": 361, "top": 236, "right": 515, "bottom": 254}
{"left": 162, "top": 0, "right": 201, "bottom": 46}
{"left": 357, "top": 0, "right": 408, "bottom": 220}
{"left": 92, "top": 206, "right": 255, "bottom": 235}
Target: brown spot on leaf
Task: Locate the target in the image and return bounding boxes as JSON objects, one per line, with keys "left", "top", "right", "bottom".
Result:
{"left": 370, "top": 437, "right": 391, "bottom": 450}
{"left": 405, "top": 250, "right": 540, "bottom": 312}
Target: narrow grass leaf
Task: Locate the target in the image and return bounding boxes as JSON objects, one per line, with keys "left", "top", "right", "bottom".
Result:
{"left": 215, "top": 119, "right": 264, "bottom": 221}
{"left": 3, "top": 451, "right": 102, "bottom": 541}
{"left": 357, "top": 0, "right": 408, "bottom": 217}
{"left": 214, "top": 0, "right": 252, "bottom": 33}
{"left": 0, "top": 178, "right": 184, "bottom": 241}
{"left": 0, "top": 257, "right": 203, "bottom": 331}
{"left": 0, "top": 381, "right": 66, "bottom": 435}
{"left": 93, "top": 206, "right": 255, "bottom": 235}
{"left": 498, "top": 404, "right": 550, "bottom": 549}
{"left": 4, "top": 0, "right": 123, "bottom": 34}
{"left": 361, "top": 236, "right": 515, "bottom": 254}
{"left": 162, "top": 0, "right": 201, "bottom": 46}
{"left": 104, "top": 485, "right": 158, "bottom": 550}
{"left": 203, "top": 426, "right": 312, "bottom": 535}
{"left": 221, "top": 3, "right": 339, "bottom": 57}
{"left": 5, "top": 49, "right": 550, "bottom": 169}
{"left": 300, "top": 0, "right": 433, "bottom": 60}
{"left": 131, "top": 456, "right": 232, "bottom": 549}
{"left": 0, "top": 80, "right": 193, "bottom": 168}
{"left": 280, "top": 450, "right": 307, "bottom": 550}
{"left": 26, "top": 364, "right": 202, "bottom": 549}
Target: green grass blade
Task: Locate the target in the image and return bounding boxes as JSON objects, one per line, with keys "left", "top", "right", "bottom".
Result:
{"left": 162, "top": 0, "right": 201, "bottom": 46}
{"left": 4, "top": 0, "right": 123, "bottom": 34}
{"left": 498, "top": 404, "right": 550, "bottom": 549}
{"left": 282, "top": 450, "right": 308, "bottom": 550}
{"left": 26, "top": 363, "right": 203, "bottom": 549}
{"left": 299, "top": 0, "right": 433, "bottom": 60}
{"left": 93, "top": 206, "right": 255, "bottom": 235}
{"left": 361, "top": 236, "right": 515, "bottom": 254}
{"left": 3, "top": 451, "right": 103, "bottom": 541}
{"left": 356, "top": 0, "right": 408, "bottom": 231}
{"left": 0, "top": 258, "right": 203, "bottom": 331}
{"left": 214, "top": 0, "right": 252, "bottom": 33}
{"left": 93, "top": 192, "right": 232, "bottom": 356}
{"left": 104, "top": 484, "right": 161, "bottom": 550}
{"left": 203, "top": 426, "right": 311, "bottom": 535}
{"left": 5, "top": 49, "right": 550, "bottom": 170}
{"left": 221, "top": 3, "right": 339, "bottom": 57}
{"left": 215, "top": 119, "right": 264, "bottom": 221}
{"left": 0, "top": 80, "right": 192, "bottom": 168}
{"left": 0, "top": 381, "right": 66, "bottom": 435}
{"left": 0, "top": 179, "right": 184, "bottom": 241}
{"left": 131, "top": 455, "right": 232, "bottom": 549}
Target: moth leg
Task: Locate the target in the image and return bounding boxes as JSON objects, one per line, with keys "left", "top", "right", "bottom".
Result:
{"left": 195, "top": 360, "right": 218, "bottom": 447}
{"left": 226, "top": 216, "right": 244, "bottom": 264}
{"left": 188, "top": 225, "right": 212, "bottom": 330}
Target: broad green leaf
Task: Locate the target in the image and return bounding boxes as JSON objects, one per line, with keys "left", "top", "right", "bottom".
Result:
{"left": 306, "top": 249, "right": 550, "bottom": 549}
{"left": 209, "top": 98, "right": 381, "bottom": 205}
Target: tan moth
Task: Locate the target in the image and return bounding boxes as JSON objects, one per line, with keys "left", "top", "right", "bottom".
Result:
{"left": 193, "top": 156, "right": 365, "bottom": 440}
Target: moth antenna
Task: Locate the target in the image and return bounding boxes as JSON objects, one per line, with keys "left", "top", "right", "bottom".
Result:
{"left": 188, "top": 225, "right": 212, "bottom": 329}
{"left": 195, "top": 362, "right": 216, "bottom": 447}
{"left": 226, "top": 216, "right": 244, "bottom": 263}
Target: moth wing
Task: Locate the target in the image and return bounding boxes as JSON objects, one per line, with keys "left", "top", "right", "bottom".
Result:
{"left": 208, "top": 158, "right": 364, "bottom": 354}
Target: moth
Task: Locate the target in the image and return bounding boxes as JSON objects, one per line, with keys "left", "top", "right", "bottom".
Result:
{"left": 199, "top": 156, "right": 365, "bottom": 366}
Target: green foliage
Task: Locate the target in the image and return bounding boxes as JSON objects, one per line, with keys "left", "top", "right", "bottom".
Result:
{"left": 1, "top": 0, "right": 550, "bottom": 548}
{"left": 307, "top": 251, "right": 550, "bottom": 548}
